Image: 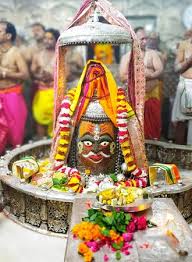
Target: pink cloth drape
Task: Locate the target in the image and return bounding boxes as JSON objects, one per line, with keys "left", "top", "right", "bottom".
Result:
{"left": 0, "top": 90, "right": 27, "bottom": 154}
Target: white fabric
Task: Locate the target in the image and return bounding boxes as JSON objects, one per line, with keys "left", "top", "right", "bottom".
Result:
{"left": 172, "top": 77, "right": 192, "bottom": 122}
{"left": 172, "top": 77, "right": 192, "bottom": 145}
{"left": 187, "top": 120, "right": 192, "bottom": 145}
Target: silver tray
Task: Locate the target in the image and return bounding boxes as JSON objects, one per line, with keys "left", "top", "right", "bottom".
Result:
{"left": 95, "top": 198, "right": 153, "bottom": 212}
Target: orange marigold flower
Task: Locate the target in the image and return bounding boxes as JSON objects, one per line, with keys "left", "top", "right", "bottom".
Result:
{"left": 84, "top": 250, "right": 93, "bottom": 262}
{"left": 78, "top": 242, "right": 89, "bottom": 255}
{"left": 72, "top": 222, "right": 102, "bottom": 241}
{"left": 115, "top": 236, "right": 124, "bottom": 245}
{"left": 109, "top": 230, "right": 120, "bottom": 241}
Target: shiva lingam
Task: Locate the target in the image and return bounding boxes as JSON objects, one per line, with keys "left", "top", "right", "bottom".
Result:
{"left": 49, "top": 57, "right": 148, "bottom": 193}
{"left": 67, "top": 63, "right": 119, "bottom": 176}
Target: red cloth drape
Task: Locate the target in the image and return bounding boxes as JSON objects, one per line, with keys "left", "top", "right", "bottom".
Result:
{"left": 144, "top": 98, "right": 161, "bottom": 140}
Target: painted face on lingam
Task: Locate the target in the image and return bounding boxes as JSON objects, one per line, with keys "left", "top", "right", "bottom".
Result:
{"left": 76, "top": 120, "right": 117, "bottom": 175}
{"left": 67, "top": 61, "right": 120, "bottom": 175}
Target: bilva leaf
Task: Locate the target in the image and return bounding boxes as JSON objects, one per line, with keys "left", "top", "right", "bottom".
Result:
{"left": 112, "top": 242, "right": 123, "bottom": 250}
{"left": 102, "top": 228, "right": 110, "bottom": 237}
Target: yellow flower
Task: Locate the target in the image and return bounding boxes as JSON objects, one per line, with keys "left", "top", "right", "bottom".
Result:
{"left": 78, "top": 242, "right": 89, "bottom": 255}
{"left": 103, "top": 211, "right": 112, "bottom": 217}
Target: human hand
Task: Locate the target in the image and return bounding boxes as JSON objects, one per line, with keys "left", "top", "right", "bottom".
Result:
{"left": 41, "top": 70, "right": 53, "bottom": 82}
{"left": 0, "top": 67, "right": 8, "bottom": 79}
{"left": 145, "top": 71, "right": 153, "bottom": 80}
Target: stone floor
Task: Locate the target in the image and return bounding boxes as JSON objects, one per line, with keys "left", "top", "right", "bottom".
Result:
{"left": 0, "top": 213, "right": 66, "bottom": 262}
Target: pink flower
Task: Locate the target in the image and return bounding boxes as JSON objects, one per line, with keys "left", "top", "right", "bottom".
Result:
{"left": 122, "top": 232, "right": 133, "bottom": 242}
{"left": 137, "top": 216, "right": 147, "bottom": 230}
{"left": 86, "top": 241, "right": 100, "bottom": 252}
{"left": 122, "top": 242, "right": 133, "bottom": 251}
{"left": 124, "top": 250, "right": 130, "bottom": 255}
{"left": 126, "top": 221, "right": 136, "bottom": 233}
{"left": 132, "top": 216, "right": 138, "bottom": 227}
{"left": 104, "top": 254, "right": 109, "bottom": 261}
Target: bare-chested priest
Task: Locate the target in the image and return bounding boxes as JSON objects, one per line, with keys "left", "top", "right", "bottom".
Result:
{"left": 120, "top": 27, "right": 164, "bottom": 140}
{"left": 24, "top": 23, "right": 45, "bottom": 66}
{"left": 172, "top": 34, "right": 192, "bottom": 145}
{"left": 0, "top": 21, "right": 29, "bottom": 153}
{"left": 31, "top": 28, "right": 60, "bottom": 138}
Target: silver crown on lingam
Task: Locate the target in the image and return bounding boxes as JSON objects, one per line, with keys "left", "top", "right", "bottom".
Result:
{"left": 81, "top": 98, "right": 110, "bottom": 122}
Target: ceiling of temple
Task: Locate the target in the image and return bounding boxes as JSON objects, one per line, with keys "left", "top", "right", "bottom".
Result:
{"left": 0, "top": 0, "right": 191, "bottom": 48}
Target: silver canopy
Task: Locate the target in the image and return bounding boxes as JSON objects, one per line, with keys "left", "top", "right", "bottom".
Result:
{"left": 58, "top": 20, "right": 132, "bottom": 46}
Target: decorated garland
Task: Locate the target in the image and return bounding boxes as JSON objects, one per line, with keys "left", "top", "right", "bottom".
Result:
{"left": 54, "top": 88, "right": 76, "bottom": 168}
{"left": 116, "top": 87, "right": 147, "bottom": 188}
{"left": 116, "top": 87, "right": 136, "bottom": 172}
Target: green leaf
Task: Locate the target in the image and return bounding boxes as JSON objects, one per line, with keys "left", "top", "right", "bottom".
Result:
{"left": 90, "top": 213, "right": 98, "bottom": 222}
{"left": 52, "top": 178, "right": 61, "bottom": 185}
{"left": 147, "top": 220, "right": 157, "bottom": 228}
{"left": 88, "top": 209, "right": 97, "bottom": 218}
{"left": 61, "top": 177, "right": 68, "bottom": 184}
{"left": 117, "top": 224, "right": 126, "bottom": 233}
{"left": 119, "top": 212, "right": 125, "bottom": 221}
{"left": 82, "top": 217, "right": 89, "bottom": 222}
{"left": 125, "top": 214, "right": 131, "bottom": 224}
{"left": 52, "top": 185, "right": 61, "bottom": 189}
{"left": 103, "top": 216, "right": 113, "bottom": 225}
{"left": 94, "top": 215, "right": 105, "bottom": 227}
{"left": 115, "top": 212, "right": 120, "bottom": 218}
{"left": 115, "top": 251, "right": 122, "bottom": 260}
{"left": 110, "top": 173, "right": 118, "bottom": 182}
{"left": 114, "top": 212, "right": 121, "bottom": 221}
{"left": 112, "top": 242, "right": 124, "bottom": 250}
{"left": 101, "top": 228, "right": 110, "bottom": 237}
{"left": 95, "top": 219, "right": 105, "bottom": 228}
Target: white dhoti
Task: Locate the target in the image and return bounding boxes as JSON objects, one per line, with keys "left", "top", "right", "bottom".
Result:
{"left": 172, "top": 77, "right": 192, "bottom": 145}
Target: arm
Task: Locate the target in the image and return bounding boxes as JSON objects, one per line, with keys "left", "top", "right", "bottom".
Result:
{"left": 174, "top": 42, "right": 192, "bottom": 74}
{"left": 21, "top": 46, "right": 33, "bottom": 65}
{"left": 0, "top": 50, "right": 29, "bottom": 81}
{"left": 146, "top": 51, "right": 164, "bottom": 80}
{"left": 119, "top": 52, "right": 130, "bottom": 83}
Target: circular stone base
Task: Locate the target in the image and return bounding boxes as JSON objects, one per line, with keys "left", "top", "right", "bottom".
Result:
{"left": 0, "top": 139, "right": 192, "bottom": 236}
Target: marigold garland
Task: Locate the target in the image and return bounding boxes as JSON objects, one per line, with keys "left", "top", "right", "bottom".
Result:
{"left": 54, "top": 88, "right": 76, "bottom": 167}
{"left": 116, "top": 87, "right": 136, "bottom": 172}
